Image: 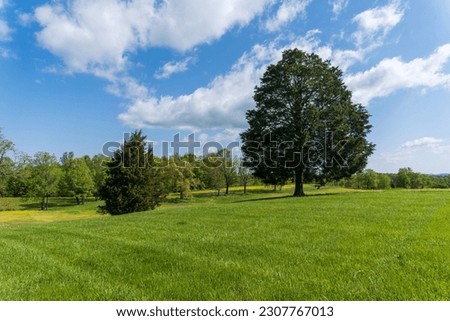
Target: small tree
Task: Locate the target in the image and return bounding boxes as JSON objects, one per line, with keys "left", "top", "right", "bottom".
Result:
{"left": 99, "top": 131, "right": 165, "bottom": 215}
{"left": 29, "top": 152, "right": 62, "bottom": 210}
{"left": 6, "top": 153, "right": 32, "bottom": 197}
{"left": 59, "top": 153, "right": 95, "bottom": 204}
{"left": 396, "top": 167, "right": 413, "bottom": 188}
{"left": 237, "top": 157, "right": 252, "bottom": 194}
{"left": 0, "top": 129, "right": 15, "bottom": 196}
{"left": 218, "top": 149, "right": 236, "bottom": 195}
{"left": 160, "top": 156, "right": 198, "bottom": 199}
{"left": 202, "top": 153, "right": 225, "bottom": 196}
{"left": 87, "top": 154, "right": 109, "bottom": 199}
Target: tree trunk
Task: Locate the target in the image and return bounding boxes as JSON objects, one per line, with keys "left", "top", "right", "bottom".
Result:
{"left": 243, "top": 182, "right": 247, "bottom": 194}
{"left": 225, "top": 183, "right": 229, "bottom": 195}
{"left": 293, "top": 169, "right": 306, "bottom": 197}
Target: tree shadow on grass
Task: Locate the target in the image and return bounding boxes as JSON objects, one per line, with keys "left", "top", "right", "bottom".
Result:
{"left": 232, "top": 195, "right": 293, "bottom": 203}
{"left": 232, "top": 192, "right": 342, "bottom": 203}
{"left": 192, "top": 188, "right": 287, "bottom": 199}
{"left": 18, "top": 198, "right": 97, "bottom": 211}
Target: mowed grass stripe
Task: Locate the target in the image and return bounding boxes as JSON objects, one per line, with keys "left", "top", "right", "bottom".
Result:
{"left": 0, "top": 188, "right": 449, "bottom": 300}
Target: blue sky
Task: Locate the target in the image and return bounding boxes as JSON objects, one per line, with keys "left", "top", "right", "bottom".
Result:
{"left": 1, "top": 0, "right": 449, "bottom": 173}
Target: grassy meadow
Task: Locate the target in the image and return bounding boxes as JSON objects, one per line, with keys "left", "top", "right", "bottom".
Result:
{"left": 0, "top": 186, "right": 449, "bottom": 301}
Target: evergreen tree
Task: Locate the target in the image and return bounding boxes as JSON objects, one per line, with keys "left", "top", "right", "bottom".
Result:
{"left": 99, "top": 131, "right": 165, "bottom": 215}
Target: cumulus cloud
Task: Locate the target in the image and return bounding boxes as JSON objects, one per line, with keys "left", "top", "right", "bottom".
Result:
{"left": 264, "top": 0, "right": 311, "bottom": 32}
{"left": 377, "top": 137, "right": 450, "bottom": 172}
{"left": 346, "top": 44, "right": 450, "bottom": 105}
{"left": 352, "top": 1, "right": 404, "bottom": 47}
{"left": 330, "top": 0, "right": 349, "bottom": 18}
{"left": 34, "top": 0, "right": 153, "bottom": 76}
{"left": 118, "top": 57, "right": 261, "bottom": 129}
{"left": 154, "top": 57, "right": 194, "bottom": 79}
{"left": 106, "top": 76, "right": 150, "bottom": 100}
{"left": 34, "top": 0, "right": 271, "bottom": 75}
{"left": 149, "top": 0, "right": 270, "bottom": 50}
{"left": 401, "top": 137, "right": 443, "bottom": 149}
{"left": 0, "top": 20, "right": 11, "bottom": 41}
{"left": 0, "top": 0, "right": 11, "bottom": 42}
{"left": 118, "top": 30, "right": 347, "bottom": 130}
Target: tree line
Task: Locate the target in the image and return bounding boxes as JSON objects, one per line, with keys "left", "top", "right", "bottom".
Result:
{"left": 339, "top": 168, "right": 450, "bottom": 190}
{"left": 0, "top": 129, "right": 257, "bottom": 210}
{"left": 1, "top": 128, "right": 448, "bottom": 213}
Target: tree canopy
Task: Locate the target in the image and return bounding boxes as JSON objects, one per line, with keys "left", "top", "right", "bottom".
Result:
{"left": 99, "top": 130, "right": 165, "bottom": 215}
{"left": 241, "top": 49, "right": 375, "bottom": 196}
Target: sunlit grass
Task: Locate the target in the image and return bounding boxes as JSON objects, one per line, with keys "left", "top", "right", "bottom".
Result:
{"left": 0, "top": 187, "right": 449, "bottom": 300}
{"left": 0, "top": 198, "right": 100, "bottom": 225}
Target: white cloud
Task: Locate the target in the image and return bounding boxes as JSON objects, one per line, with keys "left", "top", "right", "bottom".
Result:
{"left": 346, "top": 44, "right": 450, "bottom": 105}
{"left": 400, "top": 137, "right": 450, "bottom": 155}
{"left": 265, "top": 0, "right": 311, "bottom": 32}
{"left": 119, "top": 31, "right": 335, "bottom": 130}
{"left": 154, "top": 57, "right": 194, "bottom": 79}
{"left": 106, "top": 77, "right": 150, "bottom": 100}
{"left": 0, "top": 0, "right": 10, "bottom": 42}
{"left": 374, "top": 137, "right": 450, "bottom": 173}
{"left": 0, "top": 19, "right": 11, "bottom": 41}
{"left": 330, "top": 0, "right": 349, "bottom": 18}
{"left": 34, "top": 0, "right": 152, "bottom": 76}
{"left": 149, "top": 0, "right": 270, "bottom": 50}
{"left": 34, "top": 0, "right": 271, "bottom": 75}
{"left": 196, "top": 128, "right": 243, "bottom": 147}
{"left": 18, "top": 13, "right": 34, "bottom": 26}
{"left": 118, "top": 58, "right": 262, "bottom": 129}
{"left": 0, "top": 46, "right": 12, "bottom": 58}
{"left": 332, "top": 48, "right": 365, "bottom": 72}
{"left": 401, "top": 137, "right": 443, "bottom": 149}
{"left": 352, "top": 1, "right": 404, "bottom": 47}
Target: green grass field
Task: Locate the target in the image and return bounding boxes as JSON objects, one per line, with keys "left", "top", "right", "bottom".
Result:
{"left": 0, "top": 186, "right": 449, "bottom": 300}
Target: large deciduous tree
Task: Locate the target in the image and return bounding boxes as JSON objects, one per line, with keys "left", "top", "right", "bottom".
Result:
{"left": 99, "top": 130, "right": 165, "bottom": 215}
{"left": 241, "top": 49, "right": 375, "bottom": 196}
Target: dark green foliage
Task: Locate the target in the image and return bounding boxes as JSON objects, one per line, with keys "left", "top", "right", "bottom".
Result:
{"left": 393, "top": 167, "right": 432, "bottom": 189}
{"left": 241, "top": 49, "right": 375, "bottom": 196}
{"left": 428, "top": 174, "right": 450, "bottom": 188}
{"left": 99, "top": 130, "right": 165, "bottom": 215}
